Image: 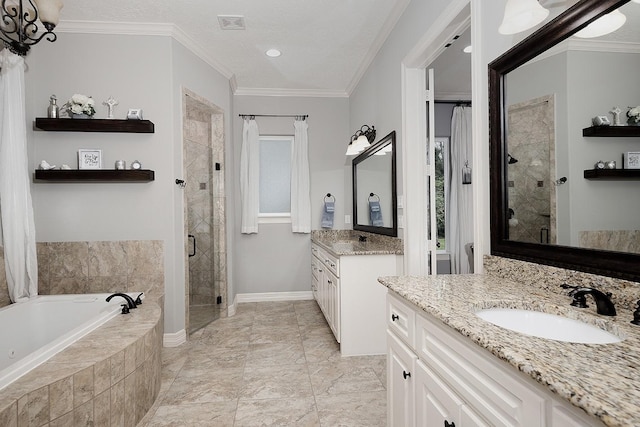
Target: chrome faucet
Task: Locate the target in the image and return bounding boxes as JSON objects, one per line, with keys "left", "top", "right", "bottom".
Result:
{"left": 569, "top": 288, "right": 616, "bottom": 316}
{"left": 106, "top": 293, "right": 137, "bottom": 309}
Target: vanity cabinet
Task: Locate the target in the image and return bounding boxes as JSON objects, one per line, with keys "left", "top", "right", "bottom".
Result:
{"left": 387, "top": 292, "right": 603, "bottom": 427}
{"left": 311, "top": 242, "right": 402, "bottom": 356}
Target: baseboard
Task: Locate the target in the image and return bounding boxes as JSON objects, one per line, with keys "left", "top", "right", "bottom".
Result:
{"left": 163, "top": 329, "right": 186, "bottom": 347}
{"left": 228, "top": 295, "right": 237, "bottom": 316}
{"left": 235, "top": 291, "right": 314, "bottom": 303}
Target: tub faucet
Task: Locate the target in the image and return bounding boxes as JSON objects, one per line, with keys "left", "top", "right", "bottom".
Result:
{"left": 570, "top": 288, "right": 616, "bottom": 316}
{"left": 106, "top": 293, "right": 137, "bottom": 309}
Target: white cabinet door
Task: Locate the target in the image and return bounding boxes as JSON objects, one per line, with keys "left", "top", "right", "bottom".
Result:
{"left": 388, "top": 330, "right": 417, "bottom": 427}
{"left": 326, "top": 269, "right": 340, "bottom": 342}
{"left": 416, "top": 359, "right": 464, "bottom": 427}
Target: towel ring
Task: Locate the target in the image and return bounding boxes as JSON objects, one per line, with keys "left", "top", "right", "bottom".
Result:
{"left": 324, "top": 193, "right": 335, "bottom": 203}
{"left": 368, "top": 193, "right": 380, "bottom": 202}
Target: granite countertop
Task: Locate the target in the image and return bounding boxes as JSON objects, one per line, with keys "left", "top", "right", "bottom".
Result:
{"left": 378, "top": 274, "right": 640, "bottom": 427}
{"left": 311, "top": 230, "right": 403, "bottom": 257}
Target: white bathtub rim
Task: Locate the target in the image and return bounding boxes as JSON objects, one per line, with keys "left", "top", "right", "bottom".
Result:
{"left": 0, "top": 292, "right": 144, "bottom": 392}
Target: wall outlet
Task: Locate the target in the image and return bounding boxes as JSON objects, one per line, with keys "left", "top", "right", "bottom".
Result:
{"left": 345, "top": 214, "right": 351, "bottom": 224}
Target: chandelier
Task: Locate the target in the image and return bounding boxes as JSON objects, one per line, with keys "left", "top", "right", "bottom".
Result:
{"left": 0, "top": 0, "right": 63, "bottom": 56}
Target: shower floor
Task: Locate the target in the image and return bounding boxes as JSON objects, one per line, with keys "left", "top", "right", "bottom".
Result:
{"left": 189, "top": 303, "right": 219, "bottom": 334}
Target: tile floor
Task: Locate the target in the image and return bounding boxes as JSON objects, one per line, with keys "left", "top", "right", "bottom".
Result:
{"left": 139, "top": 300, "right": 387, "bottom": 426}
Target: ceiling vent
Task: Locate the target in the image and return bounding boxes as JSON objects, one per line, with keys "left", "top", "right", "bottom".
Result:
{"left": 217, "top": 15, "right": 246, "bottom": 30}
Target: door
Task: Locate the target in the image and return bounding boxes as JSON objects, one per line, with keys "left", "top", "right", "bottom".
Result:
{"left": 388, "top": 331, "right": 417, "bottom": 427}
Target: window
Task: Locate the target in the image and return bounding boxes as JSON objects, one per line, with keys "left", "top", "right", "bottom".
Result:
{"left": 434, "top": 137, "right": 449, "bottom": 251}
{"left": 259, "top": 135, "right": 293, "bottom": 223}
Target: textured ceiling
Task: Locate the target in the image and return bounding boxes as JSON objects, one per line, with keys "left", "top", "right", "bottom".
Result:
{"left": 56, "top": 0, "right": 410, "bottom": 96}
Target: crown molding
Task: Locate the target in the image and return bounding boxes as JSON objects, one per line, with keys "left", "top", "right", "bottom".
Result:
{"left": 56, "top": 20, "right": 234, "bottom": 80}
{"left": 233, "top": 87, "right": 348, "bottom": 98}
{"left": 345, "top": 0, "right": 411, "bottom": 96}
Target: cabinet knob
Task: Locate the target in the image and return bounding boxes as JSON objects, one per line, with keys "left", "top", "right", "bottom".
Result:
{"left": 391, "top": 314, "right": 399, "bottom": 322}
{"left": 444, "top": 421, "right": 455, "bottom": 427}
{"left": 402, "top": 370, "right": 411, "bottom": 379}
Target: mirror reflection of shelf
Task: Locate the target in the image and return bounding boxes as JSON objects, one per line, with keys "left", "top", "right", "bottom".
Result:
{"left": 34, "top": 169, "right": 155, "bottom": 182}
{"left": 583, "top": 169, "right": 640, "bottom": 180}
{"left": 582, "top": 126, "right": 640, "bottom": 137}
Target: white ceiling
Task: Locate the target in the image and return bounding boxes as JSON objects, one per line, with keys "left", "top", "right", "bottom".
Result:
{"left": 56, "top": 0, "right": 410, "bottom": 96}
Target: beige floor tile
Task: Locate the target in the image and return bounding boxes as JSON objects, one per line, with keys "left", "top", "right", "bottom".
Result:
{"left": 161, "top": 368, "right": 243, "bottom": 404}
{"left": 315, "top": 390, "right": 387, "bottom": 427}
{"left": 240, "top": 364, "right": 313, "bottom": 400}
{"left": 144, "top": 401, "right": 237, "bottom": 426}
{"left": 308, "top": 360, "right": 385, "bottom": 395}
{"left": 234, "top": 397, "right": 320, "bottom": 426}
{"left": 141, "top": 300, "right": 388, "bottom": 425}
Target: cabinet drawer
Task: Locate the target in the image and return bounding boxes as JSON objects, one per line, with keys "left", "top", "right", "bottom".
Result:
{"left": 416, "top": 312, "right": 545, "bottom": 427}
{"left": 322, "top": 252, "right": 339, "bottom": 277}
{"left": 387, "top": 293, "right": 415, "bottom": 348}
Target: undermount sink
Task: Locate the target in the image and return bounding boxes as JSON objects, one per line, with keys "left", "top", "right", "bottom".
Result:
{"left": 475, "top": 308, "right": 622, "bottom": 344}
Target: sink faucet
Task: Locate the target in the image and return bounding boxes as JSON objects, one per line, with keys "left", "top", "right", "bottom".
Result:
{"left": 570, "top": 288, "right": 616, "bottom": 316}
{"left": 106, "top": 293, "right": 137, "bottom": 309}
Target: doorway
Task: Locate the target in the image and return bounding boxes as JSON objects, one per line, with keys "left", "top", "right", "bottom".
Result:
{"left": 182, "top": 89, "right": 227, "bottom": 335}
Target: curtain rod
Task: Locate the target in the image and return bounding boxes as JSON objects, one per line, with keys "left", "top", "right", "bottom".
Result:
{"left": 239, "top": 114, "right": 308, "bottom": 119}
{"left": 434, "top": 100, "right": 471, "bottom": 106}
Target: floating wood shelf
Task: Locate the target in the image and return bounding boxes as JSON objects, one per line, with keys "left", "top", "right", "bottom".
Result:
{"left": 584, "top": 169, "right": 640, "bottom": 180}
{"left": 34, "top": 169, "right": 155, "bottom": 182}
{"left": 582, "top": 126, "right": 640, "bottom": 137}
{"left": 35, "top": 118, "right": 154, "bottom": 133}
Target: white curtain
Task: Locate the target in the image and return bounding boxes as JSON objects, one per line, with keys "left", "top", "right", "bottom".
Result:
{"left": 240, "top": 118, "right": 260, "bottom": 234}
{"left": 0, "top": 50, "right": 38, "bottom": 302}
{"left": 448, "top": 106, "right": 473, "bottom": 274}
{"left": 291, "top": 119, "right": 311, "bottom": 233}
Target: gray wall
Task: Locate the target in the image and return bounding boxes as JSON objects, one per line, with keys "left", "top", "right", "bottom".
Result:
{"left": 25, "top": 32, "right": 233, "bottom": 335}
{"left": 232, "top": 95, "right": 349, "bottom": 295}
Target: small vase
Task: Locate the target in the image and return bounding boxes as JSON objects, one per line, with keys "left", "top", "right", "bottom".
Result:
{"left": 71, "top": 113, "right": 90, "bottom": 119}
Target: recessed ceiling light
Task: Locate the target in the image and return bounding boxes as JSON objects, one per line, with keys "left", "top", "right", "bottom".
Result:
{"left": 266, "top": 49, "right": 281, "bottom": 58}
{"left": 463, "top": 45, "right": 472, "bottom": 53}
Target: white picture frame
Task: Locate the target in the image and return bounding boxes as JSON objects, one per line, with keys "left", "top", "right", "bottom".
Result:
{"left": 624, "top": 152, "right": 640, "bottom": 170}
{"left": 127, "top": 108, "right": 143, "bottom": 120}
{"left": 78, "top": 149, "right": 102, "bottom": 169}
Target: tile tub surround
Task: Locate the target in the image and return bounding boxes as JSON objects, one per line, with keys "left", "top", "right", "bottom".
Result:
{"left": 378, "top": 274, "right": 640, "bottom": 426}
{"left": 484, "top": 255, "right": 640, "bottom": 312}
{"left": 0, "top": 297, "right": 163, "bottom": 427}
{"left": 311, "top": 230, "right": 403, "bottom": 256}
{"left": 36, "top": 240, "right": 164, "bottom": 299}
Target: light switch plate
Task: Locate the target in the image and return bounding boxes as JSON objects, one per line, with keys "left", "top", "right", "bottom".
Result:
{"left": 345, "top": 215, "right": 351, "bottom": 224}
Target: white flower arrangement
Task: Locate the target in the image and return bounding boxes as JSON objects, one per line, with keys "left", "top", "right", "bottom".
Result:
{"left": 627, "top": 106, "right": 640, "bottom": 124}
{"left": 64, "top": 94, "right": 96, "bottom": 117}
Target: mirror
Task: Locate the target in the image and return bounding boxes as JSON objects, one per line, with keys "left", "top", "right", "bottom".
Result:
{"left": 490, "top": 0, "right": 640, "bottom": 281}
{"left": 352, "top": 130, "right": 397, "bottom": 237}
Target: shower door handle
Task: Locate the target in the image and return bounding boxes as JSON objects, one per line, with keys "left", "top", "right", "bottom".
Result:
{"left": 188, "top": 235, "right": 196, "bottom": 257}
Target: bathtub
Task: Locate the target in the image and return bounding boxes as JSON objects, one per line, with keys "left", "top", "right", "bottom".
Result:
{"left": 0, "top": 292, "right": 141, "bottom": 391}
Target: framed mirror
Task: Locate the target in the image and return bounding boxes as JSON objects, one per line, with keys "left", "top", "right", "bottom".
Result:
{"left": 352, "top": 130, "right": 397, "bottom": 237}
{"left": 489, "top": 0, "right": 640, "bottom": 281}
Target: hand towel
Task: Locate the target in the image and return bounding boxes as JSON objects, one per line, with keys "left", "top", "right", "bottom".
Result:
{"left": 369, "top": 200, "right": 383, "bottom": 226}
{"left": 321, "top": 201, "right": 335, "bottom": 229}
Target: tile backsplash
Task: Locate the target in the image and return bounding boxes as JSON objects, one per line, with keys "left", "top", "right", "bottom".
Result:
{"left": 0, "top": 240, "right": 164, "bottom": 309}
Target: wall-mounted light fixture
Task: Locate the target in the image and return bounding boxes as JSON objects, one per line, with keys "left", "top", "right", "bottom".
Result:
{"left": 498, "top": 0, "right": 549, "bottom": 35}
{"left": 0, "top": 0, "right": 63, "bottom": 56}
{"left": 345, "top": 125, "right": 376, "bottom": 156}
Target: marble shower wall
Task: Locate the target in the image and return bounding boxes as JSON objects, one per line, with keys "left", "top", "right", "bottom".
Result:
{"left": 183, "top": 93, "right": 227, "bottom": 314}
{"left": 506, "top": 95, "right": 556, "bottom": 244}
